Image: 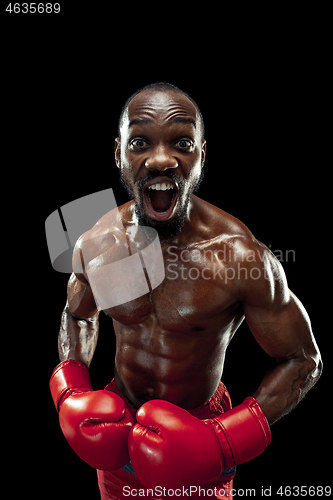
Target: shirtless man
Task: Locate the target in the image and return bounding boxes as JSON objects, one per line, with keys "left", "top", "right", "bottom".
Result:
{"left": 50, "top": 83, "right": 322, "bottom": 500}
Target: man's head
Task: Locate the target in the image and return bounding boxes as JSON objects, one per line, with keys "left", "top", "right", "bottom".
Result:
{"left": 115, "top": 83, "right": 206, "bottom": 242}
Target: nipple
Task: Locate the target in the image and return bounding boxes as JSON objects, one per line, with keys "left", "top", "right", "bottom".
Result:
{"left": 146, "top": 388, "right": 155, "bottom": 400}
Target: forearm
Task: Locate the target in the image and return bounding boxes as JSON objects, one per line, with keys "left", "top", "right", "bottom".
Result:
{"left": 58, "top": 305, "right": 99, "bottom": 367}
{"left": 253, "top": 354, "right": 322, "bottom": 425}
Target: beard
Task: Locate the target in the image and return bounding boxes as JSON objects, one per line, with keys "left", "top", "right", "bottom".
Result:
{"left": 119, "top": 166, "right": 205, "bottom": 243}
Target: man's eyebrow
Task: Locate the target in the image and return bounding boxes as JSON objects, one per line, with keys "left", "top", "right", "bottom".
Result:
{"left": 129, "top": 118, "right": 153, "bottom": 128}
{"left": 168, "top": 116, "right": 196, "bottom": 127}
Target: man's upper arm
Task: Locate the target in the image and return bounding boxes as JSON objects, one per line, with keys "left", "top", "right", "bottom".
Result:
{"left": 67, "top": 236, "right": 99, "bottom": 320}
{"left": 240, "top": 245, "right": 320, "bottom": 363}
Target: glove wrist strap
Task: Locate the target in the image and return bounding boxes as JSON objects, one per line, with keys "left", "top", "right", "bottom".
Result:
{"left": 208, "top": 397, "right": 271, "bottom": 468}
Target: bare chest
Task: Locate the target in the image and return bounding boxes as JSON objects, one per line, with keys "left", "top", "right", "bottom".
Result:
{"left": 102, "top": 248, "right": 241, "bottom": 333}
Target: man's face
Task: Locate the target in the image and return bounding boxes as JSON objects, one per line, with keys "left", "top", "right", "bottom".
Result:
{"left": 115, "top": 90, "right": 206, "bottom": 241}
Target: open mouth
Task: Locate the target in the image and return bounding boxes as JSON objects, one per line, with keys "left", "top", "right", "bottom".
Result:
{"left": 143, "top": 176, "right": 179, "bottom": 221}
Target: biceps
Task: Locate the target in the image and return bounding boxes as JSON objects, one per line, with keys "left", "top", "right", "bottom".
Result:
{"left": 243, "top": 291, "right": 316, "bottom": 361}
{"left": 67, "top": 273, "right": 98, "bottom": 319}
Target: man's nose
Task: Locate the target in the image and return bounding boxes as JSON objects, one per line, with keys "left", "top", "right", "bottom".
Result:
{"left": 144, "top": 146, "right": 178, "bottom": 171}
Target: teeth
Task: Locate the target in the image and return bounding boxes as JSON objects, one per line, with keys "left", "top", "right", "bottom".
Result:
{"left": 148, "top": 182, "right": 174, "bottom": 191}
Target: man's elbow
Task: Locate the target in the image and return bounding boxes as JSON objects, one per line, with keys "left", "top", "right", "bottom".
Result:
{"left": 310, "top": 350, "right": 323, "bottom": 384}
{"left": 300, "top": 348, "right": 323, "bottom": 399}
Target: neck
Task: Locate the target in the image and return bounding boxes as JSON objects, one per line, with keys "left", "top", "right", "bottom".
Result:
{"left": 124, "top": 195, "right": 199, "bottom": 247}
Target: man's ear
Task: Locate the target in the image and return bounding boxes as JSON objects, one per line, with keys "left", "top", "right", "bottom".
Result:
{"left": 201, "top": 140, "right": 206, "bottom": 167}
{"left": 115, "top": 138, "right": 121, "bottom": 169}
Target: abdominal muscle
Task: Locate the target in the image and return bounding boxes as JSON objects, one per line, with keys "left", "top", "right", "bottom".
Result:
{"left": 112, "top": 319, "right": 230, "bottom": 410}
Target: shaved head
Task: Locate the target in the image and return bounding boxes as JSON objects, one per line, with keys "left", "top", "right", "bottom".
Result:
{"left": 118, "top": 82, "right": 205, "bottom": 144}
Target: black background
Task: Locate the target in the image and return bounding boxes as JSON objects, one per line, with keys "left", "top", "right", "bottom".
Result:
{"left": 3, "top": 16, "right": 330, "bottom": 499}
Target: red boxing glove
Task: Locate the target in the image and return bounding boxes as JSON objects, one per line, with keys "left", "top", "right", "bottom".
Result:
{"left": 129, "top": 397, "right": 270, "bottom": 490}
{"left": 204, "top": 397, "right": 271, "bottom": 469}
{"left": 50, "top": 359, "right": 135, "bottom": 471}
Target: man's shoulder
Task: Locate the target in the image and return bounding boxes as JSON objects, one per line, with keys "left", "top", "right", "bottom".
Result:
{"left": 195, "top": 196, "right": 253, "bottom": 241}
{"left": 198, "top": 198, "right": 287, "bottom": 302}
{"left": 73, "top": 201, "right": 134, "bottom": 271}
{"left": 195, "top": 196, "right": 272, "bottom": 264}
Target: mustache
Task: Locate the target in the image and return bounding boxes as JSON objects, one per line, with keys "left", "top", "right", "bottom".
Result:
{"left": 119, "top": 169, "right": 183, "bottom": 201}
{"left": 136, "top": 170, "right": 182, "bottom": 190}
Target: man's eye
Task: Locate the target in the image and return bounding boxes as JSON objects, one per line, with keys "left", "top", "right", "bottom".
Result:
{"left": 175, "top": 139, "right": 193, "bottom": 148}
{"left": 130, "top": 139, "right": 148, "bottom": 148}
